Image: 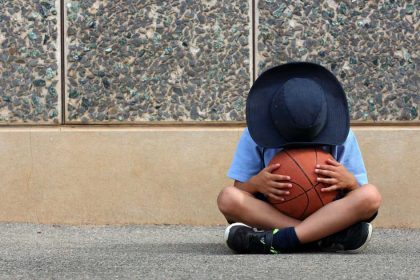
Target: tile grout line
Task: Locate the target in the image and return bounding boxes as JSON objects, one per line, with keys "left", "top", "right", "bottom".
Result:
{"left": 60, "top": 0, "right": 66, "bottom": 125}
{"left": 252, "top": 0, "right": 256, "bottom": 82}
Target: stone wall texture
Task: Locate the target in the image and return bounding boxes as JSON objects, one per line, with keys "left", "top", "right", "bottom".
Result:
{"left": 65, "top": 0, "right": 251, "bottom": 123}
{"left": 257, "top": 0, "right": 419, "bottom": 121}
{"left": 0, "top": 0, "right": 419, "bottom": 124}
{"left": 0, "top": 0, "right": 60, "bottom": 124}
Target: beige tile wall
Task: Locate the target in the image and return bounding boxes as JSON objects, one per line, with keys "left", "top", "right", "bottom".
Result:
{"left": 0, "top": 127, "right": 419, "bottom": 227}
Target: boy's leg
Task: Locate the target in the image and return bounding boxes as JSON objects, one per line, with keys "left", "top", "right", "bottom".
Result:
{"left": 295, "top": 184, "right": 381, "bottom": 243}
{"left": 217, "top": 186, "right": 300, "bottom": 229}
{"left": 218, "top": 186, "right": 304, "bottom": 254}
{"left": 217, "top": 184, "right": 380, "bottom": 237}
{"left": 219, "top": 184, "right": 380, "bottom": 253}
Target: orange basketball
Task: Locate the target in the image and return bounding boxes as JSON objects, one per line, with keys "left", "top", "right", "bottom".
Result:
{"left": 268, "top": 147, "right": 338, "bottom": 220}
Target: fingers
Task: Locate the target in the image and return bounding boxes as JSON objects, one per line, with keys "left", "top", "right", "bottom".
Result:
{"left": 315, "top": 159, "right": 341, "bottom": 170}
{"left": 314, "top": 168, "right": 336, "bottom": 177}
{"left": 269, "top": 173, "right": 291, "bottom": 182}
{"left": 269, "top": 181, "right": 292, "bottom": 189}
{"left": 267, "top": 189, "right": 290, "bottom": 202}
{"left": 316, "top": 177, "right": 338, "bottom": 184}
{"left": 327, "top": 158, "right": 341, "bottom": 166}
{"left": 321, "top": 185, "right": 338, "bottom": 192}
{"left": 267, "top": 193, "right": 285, "bottom": 202}
{"left": 315, "top": 164, "right": 335, "bottom": 171}
{"left": 266, "top": 186, "right": 291, "bottom": 202}
{"left": 265, "top": 163, "right": 280, "bottom": 173}
{"left": 316, "top": 159, "right": 340, "bottom": 168}
{"left": 270, "top": 188, "right": 290, "bottom": 196}
{"left": 265, "top": 164, "right": 291, "bottom": 181}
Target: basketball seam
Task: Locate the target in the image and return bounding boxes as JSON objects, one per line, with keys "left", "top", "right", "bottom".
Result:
{"left": 302, "top": 147, "right": 325, "bottom": 217}
{"left": 270, "top": 181, "right": 310, "bottom": 219}
{"left": 270, "top": 182, "right": 309, "bottom": 203}
{"left": 284, "top": 150, "right": 315, "bottom": 188}
{"left": 285, "top": 148, "right": 324, "bottom": 216}
{"left": 275, "top": 148, "right": 328, "bottom": 219}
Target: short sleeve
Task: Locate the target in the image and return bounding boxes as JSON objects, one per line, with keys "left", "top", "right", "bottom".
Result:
{"left": 336, "top": 129, "right": 369, "bottom": 186}
{"left": 227, "top": 128, "right": 264, "bottom": 183}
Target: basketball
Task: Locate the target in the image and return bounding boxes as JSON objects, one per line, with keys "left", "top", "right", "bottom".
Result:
{"left": 268, "top": 147, "right": 338, "bottom": 220}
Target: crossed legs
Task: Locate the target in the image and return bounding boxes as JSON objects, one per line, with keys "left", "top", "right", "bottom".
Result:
{"left": 217, "top": 184, "right": 381, "bottom": 243}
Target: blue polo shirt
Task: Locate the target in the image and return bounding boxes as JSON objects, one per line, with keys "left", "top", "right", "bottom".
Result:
{"left": 228, "top": 128, "right": 368, "bottom": 186}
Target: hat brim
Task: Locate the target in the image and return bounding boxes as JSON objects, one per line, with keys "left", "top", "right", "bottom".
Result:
{"left": 246, "top": 62, "right": 350, "bottom": 148}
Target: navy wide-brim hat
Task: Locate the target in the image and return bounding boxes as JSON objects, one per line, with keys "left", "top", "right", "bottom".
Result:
{"left": 246, "top": 62, "right": 350, "bottom": 148}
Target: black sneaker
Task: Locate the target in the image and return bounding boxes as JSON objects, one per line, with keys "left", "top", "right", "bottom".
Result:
{"left": 318, "top": 222, "right": 373, "bottom": 253}
{"left": 224, "top": 223, "right": 277, "bottom": 254}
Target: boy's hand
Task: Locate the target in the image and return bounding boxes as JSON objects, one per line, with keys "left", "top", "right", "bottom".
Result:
{"left": 315, "top": 158, "right": 359, "bottom": 192}
{"left": 249, "top": 164, "right": 292, "bottom": 201}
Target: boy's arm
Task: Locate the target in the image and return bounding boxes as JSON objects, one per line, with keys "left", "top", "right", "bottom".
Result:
{"left": 335, "top": 129, "right": 368, "bottom": 186}
{"left": 233, "top": 164, "right": 292, "bottom": 201}
{"left": 227, "top": 128, "right": 291, "bottom": 201}
{"left": 234, "top": 180, "right": 258, "bottom": 193}
{"left": 315, "top": 158, "right": 359, "bottom": 192}
{"left": 315, "top": 129, "right": 368, "bottom": 192}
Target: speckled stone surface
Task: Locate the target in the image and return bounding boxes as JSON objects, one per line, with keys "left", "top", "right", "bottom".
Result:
{"left": 65, "top": 0, "right": 251, "bottom": 123}
{"left": 0, "top": 0, "right": 60, "bottom": 124}
{"left": 257, "top": 0, "right": 419, "bottom": 121}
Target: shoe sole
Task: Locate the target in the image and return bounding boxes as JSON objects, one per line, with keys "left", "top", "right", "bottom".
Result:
{"left": 224, "top": 222, "right": 250, "bottom": 247}
{"left": 339, "top": 223, "right": 373, "bottom": 254}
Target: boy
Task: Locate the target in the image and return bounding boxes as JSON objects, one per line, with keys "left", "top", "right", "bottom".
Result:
{"left": 217, "top": 62, "right": 381, "bottom": 254}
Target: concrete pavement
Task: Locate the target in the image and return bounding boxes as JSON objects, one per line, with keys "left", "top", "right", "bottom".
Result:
{"left": 0, "top": 223, "right": 419, "bottom": 279}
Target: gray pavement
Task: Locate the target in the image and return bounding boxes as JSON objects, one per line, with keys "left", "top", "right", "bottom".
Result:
{"left": 0, "top": 223, "right": 419, "bottom": 279}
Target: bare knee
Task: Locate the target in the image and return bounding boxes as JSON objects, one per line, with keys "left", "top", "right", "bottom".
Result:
{"left": 217, "top": 186, "right": 245, "bottom": 216}
{"left": 356, "top": 184, "right": 382, "bottom": 219}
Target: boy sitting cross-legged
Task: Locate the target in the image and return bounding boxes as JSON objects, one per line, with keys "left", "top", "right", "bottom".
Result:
{"left": 217, "top": 62, "right": 381, "bottom": 254}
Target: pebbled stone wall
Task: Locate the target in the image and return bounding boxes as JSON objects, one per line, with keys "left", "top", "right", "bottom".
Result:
{"left": 0, "top": 0, "right": 60, "bottom": 124}
{"left": 257, "top": 0, "right": 419, "bottom": 121}
{"left": 0, "top": 0, "right": 418, "bottom": 124}
{"left": 65, "top": 0, "right": 251, "bottom": 123}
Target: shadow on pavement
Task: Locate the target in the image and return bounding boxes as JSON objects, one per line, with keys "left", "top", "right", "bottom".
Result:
{"left": 95, "top": 242, "right": 232, "bottom": 255}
